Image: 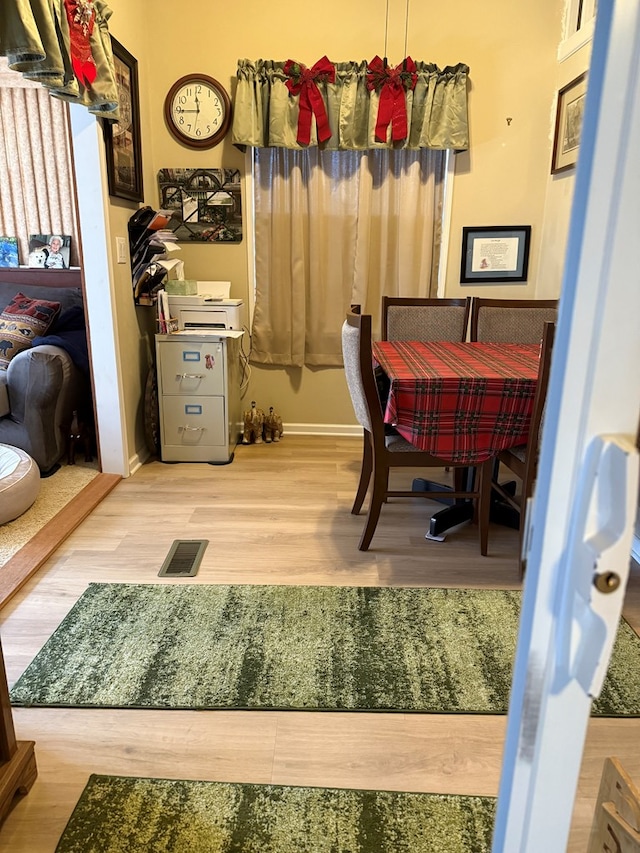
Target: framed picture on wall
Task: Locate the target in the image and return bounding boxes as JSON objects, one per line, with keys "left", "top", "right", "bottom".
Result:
{"left": 460, "top": 225, "right": 531, "bottom": 284}
{"left": 551, "top": 73, "right": 588, "bottom": 174}
{"left": 102, "top": 37, "right": 144, "bottom": 202}
{"left": 27, "top": 234, "right": 72, "bottom": 269}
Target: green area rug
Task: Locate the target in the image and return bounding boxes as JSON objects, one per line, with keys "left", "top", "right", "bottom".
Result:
{"left": 10, "top": 583, "right": 640, "bottom": 715}
{"left": 56, "top": 775, "right": 496, "bottom": 853}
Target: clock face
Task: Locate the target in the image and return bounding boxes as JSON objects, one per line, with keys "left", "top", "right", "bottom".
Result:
{"left": 164, "top": 75, "right": 232, "bottom": 149}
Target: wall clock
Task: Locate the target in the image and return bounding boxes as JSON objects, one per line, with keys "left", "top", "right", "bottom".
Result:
{"left": 163, "top": 74, "right": 232, "bottom": 149}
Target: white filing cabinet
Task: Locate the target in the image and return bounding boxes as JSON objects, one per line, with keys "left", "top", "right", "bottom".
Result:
{"left": 155, "top": 331, "right": 242, "bottom": 463}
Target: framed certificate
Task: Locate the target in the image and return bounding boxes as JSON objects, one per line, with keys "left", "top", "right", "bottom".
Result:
{"left": 460, "top": 225, "right": 531, "bottom": 284}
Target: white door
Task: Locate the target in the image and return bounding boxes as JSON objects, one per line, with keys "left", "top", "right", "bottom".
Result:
{"left": 492, "top": 0, "right": 640, "bottom": 849}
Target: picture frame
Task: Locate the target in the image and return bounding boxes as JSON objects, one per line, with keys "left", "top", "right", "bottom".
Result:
{"left": 460, "top": 226, "right": 531, "bottom": 284}
{"left": 551, "top": 73, "right": 587, "bottom": 174}
{"left": 157, "top": 168, "right": 243, "bottom": 243}
{"left": 102, "top": 37, "right": 144, "bottom": 202}
{"left": 27, "top": 234, "right": 72, "bottom": 269}
{"left": 0, "top": 236, "right": 19, "bottom": 268}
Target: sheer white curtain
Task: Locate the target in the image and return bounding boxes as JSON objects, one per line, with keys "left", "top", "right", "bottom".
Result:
{"left": 0, "top": 62, "right": 79, "bottom": 267}
{"left": 252, "top": 147, "right": 446, "bottom": 367}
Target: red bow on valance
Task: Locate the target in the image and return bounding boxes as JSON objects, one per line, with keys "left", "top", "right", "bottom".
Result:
{"left": 63, "top": 0, "right": 97, "bottom": 86}
{"left": 366, "top": 56, "right": 417, "bottom": 143}
{"left": 284, "top": 56, "right": 336, "bottom": 145}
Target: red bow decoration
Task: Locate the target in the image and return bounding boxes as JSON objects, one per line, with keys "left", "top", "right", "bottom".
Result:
{"left": 284, "top": 56, "right": 336, "bottom": 145}
{"left": 63, "top": 0, "right": 97, "bottom": 86}
{"left": 366, "top": 56, "right": 417, "bottom": 143}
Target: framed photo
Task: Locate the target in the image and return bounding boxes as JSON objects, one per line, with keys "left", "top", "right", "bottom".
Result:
{"left": 460, "top": 226, "right": 531, "bottom": 284}
{"left": 551, "top": 73, "right": 587, "bottom": 174}
{"left": 0, "top": 236, "right": 19, "bottom": 268}
{"left": 28, "top": 234, "right": 71, "bottom": 269}
{"left": 157, "top": 168, "right": 243, "bottom": 242}
{"left": 102, "top": 37, "right": 144, "bottom": 202}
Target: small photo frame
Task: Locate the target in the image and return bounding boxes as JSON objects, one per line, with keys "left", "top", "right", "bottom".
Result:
{"left": 0, "top": 236, "right": 19, "bottom": 268}
{"left": 102, "top": 37, "right": 144, "bottom": 203}
{"left": 551, "top": 73, "right": 587, "bottom": 174}
{"left": 460, "top": 226, "right": 531, "bottom": 284}
{"left": 28, "top": 234, "right": 72, "bottom": 269}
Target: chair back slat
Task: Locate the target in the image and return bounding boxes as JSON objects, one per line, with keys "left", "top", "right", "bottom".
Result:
{"left": 470, "top": 298, "right": 558, "bottom": 344}
{"left": 382, "top": 297, "right": 471, "bottom": 342}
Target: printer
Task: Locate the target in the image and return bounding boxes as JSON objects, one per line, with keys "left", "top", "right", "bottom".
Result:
{"left": 166, "top": 281, "right": 244, "bottom": 331}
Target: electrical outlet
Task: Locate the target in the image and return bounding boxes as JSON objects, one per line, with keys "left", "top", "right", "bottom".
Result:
{"left": 116, "top": 236, "right": 127, "bottom": 264}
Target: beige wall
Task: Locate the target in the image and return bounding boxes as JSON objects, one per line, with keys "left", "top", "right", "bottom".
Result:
{"left": 96, "top": 1, "right": 158, "bottom": 465}
{"left": 536, "top": 41, "right": 592, "bottom": 299}
{"left": 101, "top": 0, "right": 577, "bottom": 460}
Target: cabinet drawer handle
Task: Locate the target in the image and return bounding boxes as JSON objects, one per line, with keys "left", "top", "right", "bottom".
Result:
{"left": 177, "top": 373, "right": 204, "bottom": 380}
{"left": 179, "top": 425, "right": 206, "bottom": 433}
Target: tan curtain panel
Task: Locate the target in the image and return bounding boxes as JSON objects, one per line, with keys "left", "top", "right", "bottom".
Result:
{"left": 251, "top": 147, "right": 445, "bottom": 367}
{"left": 233, "top": 59, "right": 469, "bottom": 151}
{"left": 0, "top": 0, "right": 119, "bottom": 117}
{"left": 0, "top": 78, "right": 80, "bottom": 266}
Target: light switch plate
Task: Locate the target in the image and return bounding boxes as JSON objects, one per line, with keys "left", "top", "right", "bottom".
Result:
{"left": 116, "top": 236, "right": 127, "bottom": 264}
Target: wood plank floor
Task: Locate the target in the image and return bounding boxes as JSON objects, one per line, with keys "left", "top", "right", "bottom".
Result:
{"left": 0, "top": 436, "right": 637, "bottom": 851}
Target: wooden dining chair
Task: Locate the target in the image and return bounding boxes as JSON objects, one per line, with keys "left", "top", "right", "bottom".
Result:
{"left": 587, "top": 757, "right": 640, "bottom": 853}
{"left": 492, "top": 321, "right": 556, "bottom": 576}
{"left": 470, "top": 297, "right": 558, "bottom": 344}
{"left": 381, "top": 296, "right": 472, "bottom": 342}
{"left": 341, "top": 310, "right": 492, "bottom": 552}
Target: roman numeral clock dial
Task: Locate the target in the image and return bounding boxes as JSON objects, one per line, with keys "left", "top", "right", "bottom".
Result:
{"left": 164, "top": 74, "right": 232, "bottom": 149}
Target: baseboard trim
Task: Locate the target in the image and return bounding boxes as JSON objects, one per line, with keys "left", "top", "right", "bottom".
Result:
{"left": 0, "top": 473, "right": 121, "bottom": 610}
{"left": 128, "top": 448, "right": 149, "bottom": 477}
{"left": 281, "top": 423, "right": 362, "bottom": 437}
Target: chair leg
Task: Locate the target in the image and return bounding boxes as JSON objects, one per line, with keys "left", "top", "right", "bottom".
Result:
{"left": 478, "top": 460, "right": 492, "bottom": 557}
{"left": 358, "top": 462, "right": 388, "bottom": 551}
{"left": 351, "top": 431, "right": 373, "bottom": 515}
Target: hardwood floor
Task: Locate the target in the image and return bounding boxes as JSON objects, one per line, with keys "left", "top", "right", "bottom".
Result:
{"left": 0, "top": 474, "right": 121, "bottom": 610}
{"left": 0, "top": 436, "right": 637, "bottom": 851}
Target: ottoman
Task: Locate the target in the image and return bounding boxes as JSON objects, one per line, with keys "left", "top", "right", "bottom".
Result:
{"left": 0, "top": 444, "right": 40, "bottom": 525}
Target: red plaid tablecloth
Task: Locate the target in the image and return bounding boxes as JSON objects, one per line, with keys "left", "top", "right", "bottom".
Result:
{"left": 372, "top": 340, "right": 541, "bottom": 464}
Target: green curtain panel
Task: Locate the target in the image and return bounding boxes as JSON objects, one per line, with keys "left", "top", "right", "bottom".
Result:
{"left": 232, "top": 58, "right": 470, "bottom": 151}
{"left": 0, "top": 0, "right": 119, "bottom": 117}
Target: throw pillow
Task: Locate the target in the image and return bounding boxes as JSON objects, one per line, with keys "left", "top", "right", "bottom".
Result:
{"left": 0, "top": 292, "right": 61, "bottom": 369}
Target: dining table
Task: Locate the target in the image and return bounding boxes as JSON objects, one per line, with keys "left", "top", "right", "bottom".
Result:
{"left": 372, "top": 339, "right": 541, "bottom": 536}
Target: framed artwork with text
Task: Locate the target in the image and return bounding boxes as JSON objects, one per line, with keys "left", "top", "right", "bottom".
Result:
{"left": 460, "top": 226, "right": 531, "bottom": 284}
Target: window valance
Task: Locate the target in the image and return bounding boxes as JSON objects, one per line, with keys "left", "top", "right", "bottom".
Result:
{"left": 232, "top": 58, "right": 470, "bottom": 151}
{"left": 0, "top": 0, "right": 119, "bottom": 118}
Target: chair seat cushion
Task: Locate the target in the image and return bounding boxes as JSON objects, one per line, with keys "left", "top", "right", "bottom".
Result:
{"left": 385, "top": 433, "right": 420, "bottom": 453}
{"left": 507, "top": 444, "right": 527, "bottom": 464}
{"left": 0, "top": 443, "right": 40, "bottom": 525}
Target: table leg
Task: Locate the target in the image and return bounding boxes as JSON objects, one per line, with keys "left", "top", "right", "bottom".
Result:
{"left": 412, "top": 469, "right": 522, "bottom": 536}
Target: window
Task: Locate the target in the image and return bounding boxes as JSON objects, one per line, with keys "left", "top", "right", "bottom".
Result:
{"left": 250, "top": 146, "right": 447, "bottom": 367}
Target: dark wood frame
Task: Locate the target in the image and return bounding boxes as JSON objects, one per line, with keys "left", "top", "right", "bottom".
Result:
{"left": 381, "top": 297, "right": 472, "bottom": 342}
{"left": 163, "top": 74, "right": 232, "bottom": 150}
{"left": 102, "top": 37, "right": 144, "bottom": 203}
{"left": 0, "top": 267, "right": 82, "bottom": 288}
{"left": 460, "top": 226, "right": 531, "bottom": 284}
{"left": 469, "top": 297, "right": 559, "bottom": 342}
{"left": 551, "top": 73, "right": 587, "bottom": 174}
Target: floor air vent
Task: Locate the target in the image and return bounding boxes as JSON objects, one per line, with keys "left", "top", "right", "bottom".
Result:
{"left": 158, "top": 540, "right": 209, "bottom": 578}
